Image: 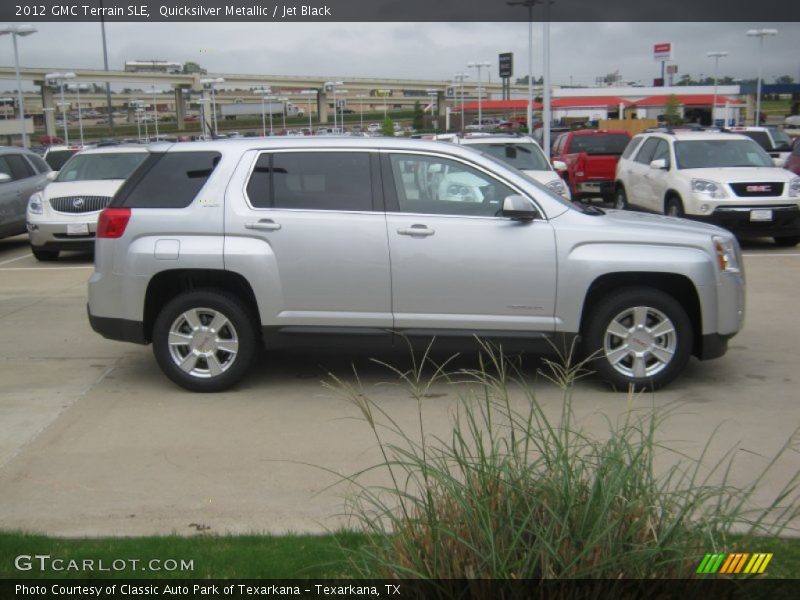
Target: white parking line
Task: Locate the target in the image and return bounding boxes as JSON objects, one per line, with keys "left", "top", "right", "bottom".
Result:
{"left": 0, "top": 253, "right": 33, "bottom": 266}
{"left": 742, "top": 253, "right": 800, "bottom": 257}
{"left": 0, "top": 266, "right": 93, "bottom": 271}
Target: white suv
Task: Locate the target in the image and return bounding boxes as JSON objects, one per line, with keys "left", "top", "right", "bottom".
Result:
{"left": 614, "top": 130, "right": 800, "bottom": 247}
{"left": 27, "top": 146, "right": 148, "bottom": 260}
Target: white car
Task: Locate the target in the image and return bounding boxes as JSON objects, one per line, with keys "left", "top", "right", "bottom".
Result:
{"left": 614, "top": 130, "right": 800, "bottom": 247}
{"left": 26, "top": 146, "right": 148, "bottom": 261}
{"left": 726, "top": 126, "right": 794, "bottom": 167}
{"left": 454, "top": 135, "right": 571, "bottom": 200}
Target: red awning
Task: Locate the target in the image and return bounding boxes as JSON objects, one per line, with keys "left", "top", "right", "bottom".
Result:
{"left": 633, "top": 94, "right": 739, "bottom": 107}
{"left": 458, "top": 96, "right": 632, "bottom": 112}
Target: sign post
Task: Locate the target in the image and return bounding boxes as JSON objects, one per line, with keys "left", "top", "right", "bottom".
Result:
{"left": 653, "top": 43, "right": 673, "bottom": 87}
{"left": 499, "top": 52, "right": 513, "bottom": 101}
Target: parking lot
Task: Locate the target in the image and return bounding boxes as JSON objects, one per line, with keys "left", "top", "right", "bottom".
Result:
{"left": 0, "top": 232, "right": 798, "bottom": 537}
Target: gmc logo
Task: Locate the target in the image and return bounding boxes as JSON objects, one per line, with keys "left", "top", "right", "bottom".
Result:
{"left": 746, "top": 185, "right": 771, "bottom": 193}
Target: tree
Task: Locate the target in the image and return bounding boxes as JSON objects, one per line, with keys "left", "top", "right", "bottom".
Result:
{"left": 412, "top": 100, "right": 424, "bottom": 131}
{"left": 775, "top": 75, "right": 795, "bottom": 85}
{"left": 664, "top": 94, "right": 683, "bottom": 126}
{"left": 382, "top": 116, "right": 394, "bottom": 137}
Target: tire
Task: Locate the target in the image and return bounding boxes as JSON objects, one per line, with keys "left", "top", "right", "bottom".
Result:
{"left": 582, "top": 286, "right": 693, "bottom": 391}
{"left": 31, "top": 247, "right": 59, "bottom": 261}
{"left": 614, "top": 186, "right": 628, "bottom": 210}
{"left": 774, "top": 236, "right": 800, "bottom": 248}
{"left": 665, "top": 196, "right": 685, "bottom": 218}
{"left": 152, "top": 289, "right": 258, "bottom": 392}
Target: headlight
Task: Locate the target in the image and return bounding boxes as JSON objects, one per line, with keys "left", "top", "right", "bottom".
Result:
{"left": 546, "top": 179, "right": 567, "bottom": 196}
{"left": 713, "top": 235, "right": 741, "bottom": 273}
{"left": 28, "top": 192, "right": 43, "bottom": 215}
{"left": 789, "top": 177, "right": 800, "bottom": 198}
{"left": 692, "top": 178, "right": 727, "bottom": 199}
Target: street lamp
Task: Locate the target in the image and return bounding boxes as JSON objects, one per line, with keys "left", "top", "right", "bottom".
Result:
{"left": 706, "top": 51, "right": 728, "bottom": 126}
{"left": 426, "top": 88, "right": 438, "bottom": 127}
{"left": 253, "top": 86, "right": 272, "bottom": 137}
{"left": 46, "top": 72, "right": 76, "bottom": 145}
{"left": 193, "top": 98, "right": 210, "bottom": 138}
{"left": 507, "top": 1, "right": 540, "bottom": 133}
{"left": 325, "top": 81, "right": 343, "bottom": 131}
{"left": 277, "top": 97, "right": 289, "bottom": 132}
{"left": 746, "top": 29, "right": 777, "bottom": 125}
{"left": 200, "top": 77, "right": 225, "bottom": 136}
{"left": 151, "top": 84, "right": 160, "bottom": 140}
{"left": 335, "top": 90, "right": 349, "bottom": 132}
{"left": 300, "top": 89, "right": 316, "bottom": 131}
{"left": 467, "top": 61, "right": 491, "bottom": 129}
{"left": 0, "top": 24, "right": 36, "bottom": 148}
{"left": 453, "top": 73, "right": 469, "bottom": 134}
{"left": 68, "top": 83, "right": 88, "bottom": 146}
{"left": 356, "top": 94, "right": 367, "bottom": 131}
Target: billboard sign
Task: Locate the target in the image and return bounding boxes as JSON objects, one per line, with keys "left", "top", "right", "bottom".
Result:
{"left": 499, "top": 52, "right": 513, "bottom": 78}
{"left": 654, "top": 43, "right": 673, "bottom": 61}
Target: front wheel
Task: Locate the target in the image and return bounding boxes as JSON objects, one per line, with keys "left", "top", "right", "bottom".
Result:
{"left": 614, "top": 186, "right": 628, "bottom": 210}
{"left": 582, "top": 287, "right": 693, "bottom": 391}
{"left": 32, "top": 247, "right": 59, "bottom": 261}
{"left": 665, "top": 197, "right": 685, "bottom": 217}
{"left": 152, "top": 289, "right": 258, "bottom": 392}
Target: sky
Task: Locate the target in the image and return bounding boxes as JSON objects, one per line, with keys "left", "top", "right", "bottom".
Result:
{"left": 1, "top": 21, "right": 798, "bottom": 91}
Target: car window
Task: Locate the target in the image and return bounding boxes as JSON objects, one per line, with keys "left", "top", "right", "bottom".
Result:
{"left": 768, "top": 128, "right": 792, "bottom": 151}
{"left": 674, "top": 140, "right": 773, "bottom": 169}
{"left": 567, "top": 134, "right": 629, "bottom": 155}
{"left": 466, "top": 142, "right": 551, "bottom": 171}
{"left": 651, "top": 140, "right": 671, "bottom": 168}
{"left": 621, "top": 137, "right": 643, "bottom": 160}
{"left": 247, "top": 152, "right": 373, "bottom": 211}
{"left": 4, "top": 154, "right": 35, "bottom": 180}
{"left": 25, "top": 153, "right": 51, "bottom": 174}
{"left": 389, "top": 154, "right": 515, "bottom": 217}
{"left": 44, "top": 149, "right": 78, "bottom": 170}
{"left": 634, "top": 138, "right": 660, "bottom": 165}
{"left": 0, "top": 156, "right": 14, "bottom": 180}
{"left": 57, "top": 152, "right": 147, "bottom": 182}
{"left": 740, "top": 131, "right": 771, "bottom": 151}
{"left": 113, "top": 151, "right": 221, "bottom": 209}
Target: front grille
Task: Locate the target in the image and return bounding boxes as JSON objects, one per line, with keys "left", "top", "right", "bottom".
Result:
{"left": 729, "top": 182, "right": 784, "bottom": 197}
{"left": 49, "top": 195, "right": 112, "bottom": 214}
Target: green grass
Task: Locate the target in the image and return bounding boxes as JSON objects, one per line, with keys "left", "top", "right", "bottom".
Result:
{"left": 0, "top": 531, "right": 366, "bottom": 579}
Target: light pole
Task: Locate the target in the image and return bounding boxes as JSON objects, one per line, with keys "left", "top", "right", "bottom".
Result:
{"left": 356, "top": 94, "right": 367, "bottom": 131}
{"left": 467, "top": 61, "right": 491, "bottom": 129}
{"left": 325, "top": 81, "right": 343, "bottom": 131}
{"left": 193, "top": 98, "right": 210, "bottom": 138}
{"left": 152, "top": 84, "right": 160, "bottom": 139}
{"left": 746, "top": 28, "right": 777, "bottom": 126}
{"left": 507, "top": 1, "right": 539, "bottom": 133}
{"left": 426, "top": 88, "right": 438, "bottom": 129}
{"left": 300, "top": 89, "right": 316, "bottom": 131}
{"left": 0, "top": 24, "right": 36, "bottom": 148}
{"left": 46, "top": 72, "right": 76, "bottom": 145}
{"left": 200, "top": 77, "right": 225, "bottom": 136}
{"left": 99, "top": 0, "right": 114, "bottom": 132}
{"left": 706, "top": 51, "right": 728, "bottom": 126}
{"left": 68, "top": 83, "right": 87, "bottom": 146}
{"left": 278, "top": 97, "right": 288, "bottom": 132}
{"left": 336, "top": 89, "right": 349, "bottom": 132}
{"left": 542, "top": 0, "right": 553, "bottom": 158}
{"left": 254, "top": 86, "right": 272, "bottom": 137}
{"left": 453, "top": 73, "right": 469, "bottom": 134}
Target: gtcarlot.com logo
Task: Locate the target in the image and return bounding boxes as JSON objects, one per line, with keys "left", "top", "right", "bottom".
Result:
{"left": 14, "top": 554, "right": 194, "bottom": 573}
{"left": 696, "top": 552, "right": 773, "bottom": 575}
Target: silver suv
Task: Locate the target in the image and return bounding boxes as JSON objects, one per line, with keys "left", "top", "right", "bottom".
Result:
{"left": 87, "top": 138, "right": 746, "bottom": 392}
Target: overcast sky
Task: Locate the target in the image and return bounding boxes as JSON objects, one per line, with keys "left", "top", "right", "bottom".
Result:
{"left": 2, "top": 21, "right": 798, "bottom": 91}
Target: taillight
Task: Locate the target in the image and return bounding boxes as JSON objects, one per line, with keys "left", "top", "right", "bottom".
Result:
{"left": 97, "top": 208, "right": 131, "bottom": 239}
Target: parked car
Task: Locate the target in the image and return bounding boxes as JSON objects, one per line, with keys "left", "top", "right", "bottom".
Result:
{"left": 0, "top": 147, "right": 52, "bottom": 240}
{"left": 614, "top": 130, "right": 800, "bottom": 247}
{"left": 786, "top": 138, "right": 800, "bottom": 176}
{"left": 26, "top": 146, "right": 148, "bottom": 261}
{"left": 532, "top": 126, "right": 570, "bottom": 151}
{"left": 87, "top": 138, "right": 744, "bottom": 393}
{"left": 454, "top": 135, "right": 571, "bottom": 199}
{"left": 726, "top": 126, "right": 794, "bottom": 167}
{"left": 43, "top": 145, "right": 86, "bottom": 171}
{"left": 784, "top": 115, "right": 800, "bottom": 129}
{"left": 551, "top": 129, "right": 631, "bottom": 202}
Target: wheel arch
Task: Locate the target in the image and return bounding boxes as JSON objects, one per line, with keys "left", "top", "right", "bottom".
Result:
{"left": 663, "top": 189, "right": 684, "bottom": 212}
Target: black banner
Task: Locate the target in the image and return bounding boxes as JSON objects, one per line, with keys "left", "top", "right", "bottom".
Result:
{"left": 1, "top": 0, "right": 799, "bottom": 22}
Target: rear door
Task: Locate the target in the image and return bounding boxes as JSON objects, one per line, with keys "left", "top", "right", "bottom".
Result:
{"left": 225, "top": 149, "right": 392, "bottom": 331}
{"left": 382, "top": 150, "right": 557, "bottom": 334}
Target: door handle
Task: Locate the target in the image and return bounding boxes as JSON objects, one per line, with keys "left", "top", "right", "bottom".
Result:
{"left": 245, "top": 219, "right": 281, "bottom": 231}
{"left": 397, "top": 224, "right": 435, "bottom": 237}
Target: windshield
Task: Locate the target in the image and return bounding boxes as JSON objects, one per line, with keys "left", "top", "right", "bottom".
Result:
{"left": 568, "top": 134, "right": 630, "bottom": 155}
{"left": 769, "top": 128, "right": 793, "bottom": 150}
{"left": 468, "top": 142, "right": 551, "bottom": 171}
{"left": 57, "top": 152, "right": 147, "bottom": 182}
{"left": 674, "top": 140, "right": 773, "bottom": 169}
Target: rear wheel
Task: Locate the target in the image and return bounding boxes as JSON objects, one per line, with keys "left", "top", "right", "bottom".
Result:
{"left": 582, "top": 287, "right": 693, "bottom": 391}
{"left": 665, "top": 196, "right": 685, "bottom": 217}
{"left": 774, "top": 236, "right": 800, "bottom": 247}
{"left": 31, "top": 247, "right": 59, "bottom": 261}
{"left": 614, "top": 186, "right": 628, "bottom": 210}
{"left": 152, "top": 289, "right": 257, "bottom": 392}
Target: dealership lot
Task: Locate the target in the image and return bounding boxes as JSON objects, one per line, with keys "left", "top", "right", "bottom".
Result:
{"left": 0, "top": 233, "right": 798, "bottom": 537}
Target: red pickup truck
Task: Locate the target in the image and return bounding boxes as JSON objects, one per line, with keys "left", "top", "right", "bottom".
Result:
{"left": 551, "top": 129, "right": 631, "bottom": 201}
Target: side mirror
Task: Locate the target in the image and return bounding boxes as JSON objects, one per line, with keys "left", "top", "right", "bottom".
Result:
{"left": 552, "top": 160, "right": 567, "bottom": 172}
{"left": 46, "top": 171, "right": 58, "bottom": 181}
{"left": 0, "top": 173, "right": 11, "bottom": 183}
{"left": 501, "top": 195, "right": 539, "bottom": 220}
{"left": 649, "top": 158, "right": 667, "bottom": 170}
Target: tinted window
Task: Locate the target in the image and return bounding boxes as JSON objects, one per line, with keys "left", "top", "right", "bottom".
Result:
{"left": 652, "top": 140, "right": 671, "bottom": 168}
{"left": 247, "top": 152, "right": 373, "bottom": 211}
{"left": 674, "top": 140, "right": 772, "bottom": 169}
{"left": 0, "top": 156, "right": 14, "bottom": 180}
{"left": 57, "top": 152, "right": 147, "bottom": 182}
{"left": 389, "top": 154, "right": 515, "bottom": 217}
{"left": 45, "top": 149, "right": 78, "bottom": 170}
{"left": 26, "top": 154, "right": 51, "bottom": 174}
{"left": 467, "top": 142, "right": 550, "bottom": 171}
{"left": 740, "top": 131, "right": 771, "bottom": 151}
{"left": 567, "top": 134, "right": 629, "bottom": 155}
{"left": 768, "top": 128, "right": 792, "bottom": 151}
{"left": 5, "top": 154, "right": 35, "bottom": 180}
{"left": 621, "top": 137, "right": 643, "bottom": 160}
{"left": 634, "top": 138, "right": 660, "bottom": 165}
{"left": 114, "top": 151, "right": 221, "bottom": 209}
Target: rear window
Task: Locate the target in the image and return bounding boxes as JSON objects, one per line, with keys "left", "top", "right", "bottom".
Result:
{"left": 740, "top": 131, "right": 771, "bottom": 151}
{"left": 467, "top": 142, "right": 551, "bottom": 171}
{"left": 45, "top": 149, "right": 78, "bottom": 170}
{"left": 26, "top": 153, "right": 51, "bottom": 174}
{"left": 112, "top": 151, "right": 221, "bottom": 209}
{"left": 567, "top": 134, "right": 630, "bottom": 155}
{"left": 621, "top": 137, "right": 644, "bottom": 160}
